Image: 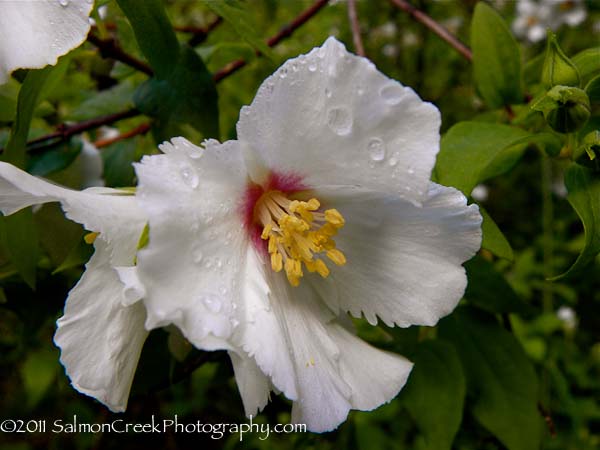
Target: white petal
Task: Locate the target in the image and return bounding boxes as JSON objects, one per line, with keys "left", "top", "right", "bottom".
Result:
{"left": 236, "top": 37, "right": 440, "bottom": 205}
{"left": 54, "top": 239, "right": 148, "bottom": 412}
{"left": 318, "top": 183, "right": 482, "bottom": 327}
{"left": 134, "top": 138, "right": 247, "bottom": 348}
{"left": 0, "top": 0, "right": 93, "bottom": 84}
{"left": 78, "top": 139, "right": 105, "bottom": 188}
{"left": 229, "top": 351, "right": 271, "bottom": 417}
{"left": 235, "top": 258, "right": 413, "bottom": 432}
{"left": 0, "top": 162, "right": 146, "bottom": 264}
{"left": 115, "top": 266, "right": 146, "bottom": 306}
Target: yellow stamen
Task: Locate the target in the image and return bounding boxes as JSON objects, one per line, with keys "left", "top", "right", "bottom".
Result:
{"left": 326, "top": 248, "right": 347, "bottom": 266}
{"left": 256, "top": 190, "right": 346, "bottom": 286}
{"left": 84, "top": 232, "right": 99, "bottom": 244}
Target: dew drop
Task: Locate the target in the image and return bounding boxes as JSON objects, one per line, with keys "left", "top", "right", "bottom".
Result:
{"left": 180, "top": 166, "right": 199, "bottom": 189}
{"left": 367, "top": 138, "right": 386, "bottom": 161}
{"left": 327, "top": 107, "right": 353, "bottom": 136}
{"left": 59, "top": 0, "right": 69, "bottom": 7}
{"left": 204, "top": 259, "right": 213, "bottom": 269}
{"left": 388, "top": 155, "right": 398, "bottom": 167}
{"left": 202, "top": 294, "right": 222, "bottom": 313}
{"left": 231, "top": 319, "right": 240, "bottom": 328}
{"left": 191, "top": 247, "right": 203, "bottom": 264}
{"left": 379, "top": 84, "right": 404, "bottom": 105}
{"left": 325, "top": 88, "right": 332, "bottom": 98}
{"left": 291, "top": 62, "right": 299, "bottom": 72}
{"left": 279, "top": 67, "right": 288, "bottom": 79}
{"left": 407, "top": 166, "right": 415, "bottom": 175}
{"left": 308, "top": 63, "right": 317, "bottom": 72}
{"left": 123, "top": 286, "right": 140, "bottom": 303}
{"left": 356, "top": 85, "right": 365, "bottom": 96}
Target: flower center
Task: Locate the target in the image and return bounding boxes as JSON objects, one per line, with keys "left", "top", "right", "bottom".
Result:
{"left": 253, "top": 190, "right": 347, "bottom": 287}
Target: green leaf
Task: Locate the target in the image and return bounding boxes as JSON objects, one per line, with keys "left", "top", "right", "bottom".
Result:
{"left": 0, "top": 210, "right": 39, "bottom": 289}
{"left": 68, "top": 80, "right": 136, "bottom": 121}
{"left": 471, "top": 2, "right": 523, "bottom": 108}
{"left": 27, "top": 139, "right": 83, "bottom": 177}
{"left": 401, "top": 341, "right": 465, "bottom": 450}
{"left": 101, "top": 139, "right": 138, "bottom": 187}
{"left": 21, "top": 347, "right": 58, "bottom": 409}
{"left": 439, "top": 307, "right": 543, "bottom": 450}
{"left": 523, "top": 53, "right": 544, "bottom": 86}
{"left": 204, "top": 0, "right": 275, "bottom": 62}
{"left": 480, "top": 206, "right": 514, "bottom": 261}
{"left": 0, "top": 78, "right": 19, "bottom": 122}
{"left": 2, "top": 67, "right": 55, "bottom": 168}
{"left": 134, "top": 46, "right": 219, "bottom": 140}
{"left": 464, "top": 256, "right": 532, "bottom": 314}
{"left": 585, "top": 74, "right": 600, "bottom": 104}
{"left": 552, "top": 164, "right": 600, "bottom": 279}
{"left": 572, "top": 47, "right": 600, "bottom": 81}
{"left": 541, "top": 32, "right": 580, "bottom": 88}
{"left": 115, "top": 0, "right": 179, "bottom": 79}
{"left": 436, "top": 122, "right": 530, "bottom": 195}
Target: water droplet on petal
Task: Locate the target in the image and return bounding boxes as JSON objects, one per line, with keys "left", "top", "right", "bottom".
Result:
{"left": 231, "top": 319, "right": 240, "bottom": 328}
{"left": 379, "top": 84, "right": 404, "bottom": 105}
{"left": 279, "top": 67, "right": 288, "bottom": 79}
{"left": 367, "top": 138, "right": 386, "bottom": 161}
{"left": 291, "top": 62, "right": 299, "bottom": 72}
{"left": 59, "top": 0, "right": 69, "bottom": 7}
{"left": 388, "top": 155, "right": 398, "bottom": 167}
{"left": 192, "top": 246, "right": 203, "bottom": 264}
{"left": 357, "top": 85, "right": 365, "bottom": 96}
{"left": 308, "top": 63, "right": 317, "bottom": 72}
{"left": 325, "top": 88, "right": 332, "bottom": 98}
{"left": 327, "top": 107, "right": 353, "bottom": 136}
{"left": 180, "top": 166, "right": 199, "bottom": 189}
{"left": 202, "top": 294, "right": 222, "bottom": 313}
{"left": 123, "top": 286, "right": 141, "bottom": 303}
{"left": 407, "top": 166, "right": 415, "bottom": 175}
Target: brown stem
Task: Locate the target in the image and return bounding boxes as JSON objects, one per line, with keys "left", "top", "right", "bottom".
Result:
{"left": 94, "top": 123, "right": 151, "bottom": 148}
{"left": 214, "top": 0, "right": 330, "bottom": 82}
{"left": 390, "top": 0, "right": 472, "bottom": 61}
{"left": 180, "top": 16, "right": 223, "bottom": 47}
{"left": 87, "top": 33, "right": 153, "bottom": 76}
{"left": 26, "top": 108, "right": 140, "bottom": 152}
{"left": 347, "top": 0, "right": 366, "bottom": 57}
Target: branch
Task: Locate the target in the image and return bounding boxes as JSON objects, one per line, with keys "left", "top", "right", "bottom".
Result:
{"left": 94, "top": 122, "right": 151, "bottom": 148}
{"left": 214, "top": 0, "right": 330, "bottom": 82}
{"left": 176, "top": 16, "right": 224, "bottom": 47}
{"left": 87, "top": 32, "right": 153, "bottom": 76}
{"left": 26, "top": 109, "right": 140, "bottom": 152}
{"left": 390, "top": 0, "right": 472, "bottom": 61}
{"left": 347, "top": 0, "right": 366, "bottom": 57}
{"left": 15, "top": 0, "right": 328, "bottom": 152}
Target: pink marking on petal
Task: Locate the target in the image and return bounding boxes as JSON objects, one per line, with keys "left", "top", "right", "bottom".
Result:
{"left": 240, "top": 170, "right": 308, "bottom": 254}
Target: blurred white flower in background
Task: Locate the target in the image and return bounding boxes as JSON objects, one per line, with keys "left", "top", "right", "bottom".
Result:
{"left": 557, "top": 306, "right": 578, "bottom": 331}
{"left": 513, "top": 0, "right": 587, "bottom": 43}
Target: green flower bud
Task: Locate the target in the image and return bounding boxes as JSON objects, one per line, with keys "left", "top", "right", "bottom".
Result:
{"left": 574, "top": 131, "right": 600, "bottom": 170}
{"left": 541, "top": 32, "right": 580, "bottom": 89}
{"left": 531, "top": 85, "right": 591, "bottom": 133}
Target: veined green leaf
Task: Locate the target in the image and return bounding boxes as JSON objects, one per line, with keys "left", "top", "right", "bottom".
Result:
{"left": 572, "top": 47, "right": 600, "bottom": 82}
{"left": 436, "top": 121, "right": 530, "bottom": 195}
{"left": 116, "top": 0, "right": 180, "bottom": 79}
{"left": 471, "top": 2, "right": 523, "bottom": 108}
{"left": 480, "top": 206, "right": 514, "bottom": 261}
{"left": 401, "top": 341, "right": 465, "bottom": 450}
{"left": 204, "top": 0, "right": 275, "bottom": 62}
{"left": 464, "top": 256, "right": 532, "bottom": 314}
{"left": 439, "top": 307, "right": 543, "bottom": 450}
{"left": 551, "top": 164, "right": 600, "bottom": 279}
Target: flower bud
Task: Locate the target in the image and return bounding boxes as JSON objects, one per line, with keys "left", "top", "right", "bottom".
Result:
{"left": 531, "top": 85, "right": 591, "bottom": 133}
{"left": 541, "top": 32, "right": 580, "bottom": 89}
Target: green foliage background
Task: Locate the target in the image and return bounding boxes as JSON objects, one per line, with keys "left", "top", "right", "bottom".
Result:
{"left": 1, "top": 1, "right": 599, "bottom": 449}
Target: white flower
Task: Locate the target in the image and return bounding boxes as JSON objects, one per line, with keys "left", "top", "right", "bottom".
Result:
{"left": 0, "top": 37, "right": 482, "bottom": 431}
{"left": 0, "top": 162, "right": 147, "bottom": 411}
{"left": 0, "top": 0, "right": 94, "bottom": 84}
{"left": 512, "top": 0, "right": 587, "bottom": 43}
{"left": 132, "top": 38, "right": 482, "bottom": 431}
